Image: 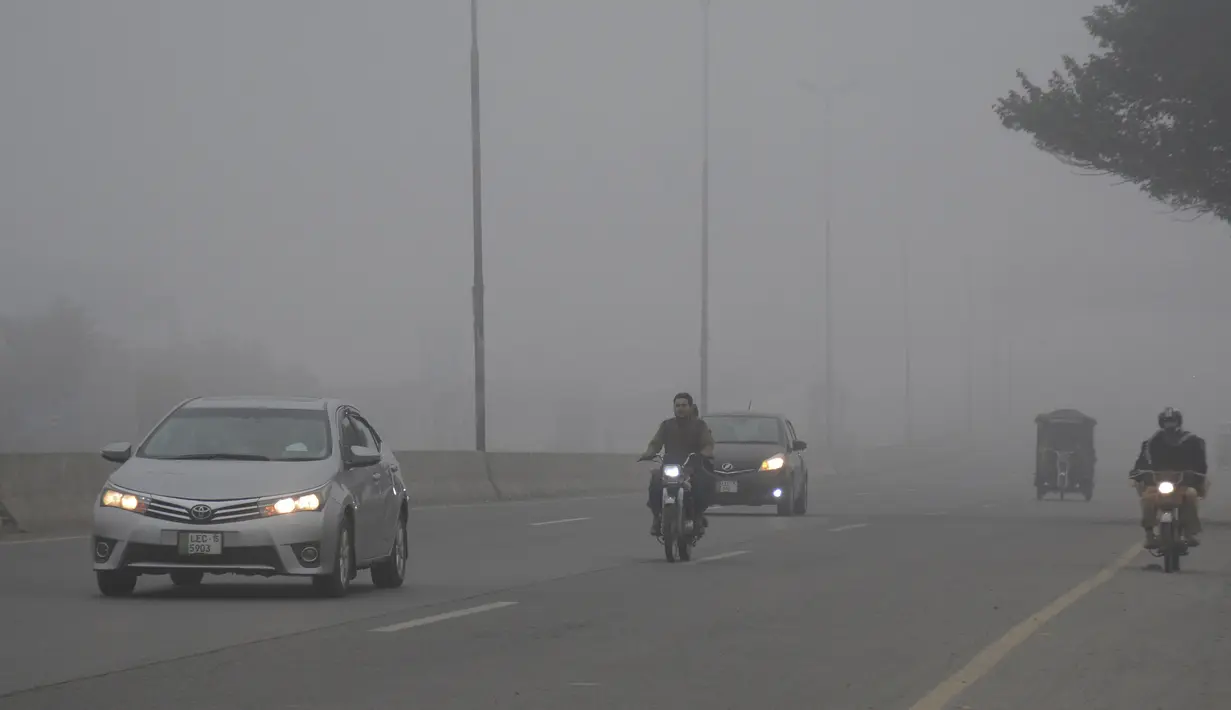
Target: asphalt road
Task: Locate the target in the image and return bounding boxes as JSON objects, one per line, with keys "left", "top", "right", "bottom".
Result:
{"left": 1, "top": 455, "right": 1228, "bottom": 709}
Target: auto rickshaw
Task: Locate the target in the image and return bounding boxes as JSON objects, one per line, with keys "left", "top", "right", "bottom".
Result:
{"left": 1034, "top": 409, "right": 1097, "bottom": 501}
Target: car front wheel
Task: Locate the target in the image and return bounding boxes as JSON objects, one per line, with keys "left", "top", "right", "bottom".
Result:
{"left": 793, "top": 476, "right": 808, "bottom": 515}
{"left": 371, "top": 513, "right": 408, "bottom": 589}
{"left": 97, "top": 570, "right": 137, "bottom": 597}
{"left": 313, "top": 521, "right": 353, "bottom": 598}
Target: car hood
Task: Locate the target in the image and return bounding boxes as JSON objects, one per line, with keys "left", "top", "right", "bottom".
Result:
{"left": 712, "top": 443, "right": 787, "bottom": 471}
{"left": 109, "top": 458, "right": 336, "bottom": 500}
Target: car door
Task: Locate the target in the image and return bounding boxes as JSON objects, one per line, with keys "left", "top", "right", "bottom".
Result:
{"left": 338, "top": 410, "right": 382, "bottom": 561}
{"left": 785, "top": 419, "right": 807, "bottom": 491}
{"left": 351, "top": 412, "right": 399, "bottom": 554}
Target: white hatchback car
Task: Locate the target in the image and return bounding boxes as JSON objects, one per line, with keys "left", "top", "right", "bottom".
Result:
{"left": 93, "top": 396, "right": 409, "bottom": 597}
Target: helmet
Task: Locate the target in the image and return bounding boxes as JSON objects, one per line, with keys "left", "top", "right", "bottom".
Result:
{"left": 1158, "top": 407, "right": 1183, "bottom": 430}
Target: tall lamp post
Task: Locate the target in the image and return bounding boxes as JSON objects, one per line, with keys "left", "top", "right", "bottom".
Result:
{"left": 798, "top": 77, "right": 857, "bottom": 455}
{"left": 964, "top": 254, "right": 974, "bottom": 440}
{"left": 903, "top": 235, "right": 913, "bottom": 445}
{"left": 699, "top": 0, "right": 711, "bottom": 414}
{"left": 469, "top": 0, "right": 487, "bottom": 451}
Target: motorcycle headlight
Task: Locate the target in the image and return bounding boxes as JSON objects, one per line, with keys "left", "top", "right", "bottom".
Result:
{"left": 760, "top": 455, "right": 786, "bottom": 472}
{"left": 1158, "top": 481, "right": 1175, "bottom": 495}
{"left": 663, "top": 465, "right": 681, "bottom": 479}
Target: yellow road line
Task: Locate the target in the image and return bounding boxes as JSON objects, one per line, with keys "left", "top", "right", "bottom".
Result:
{"left": 907, "top": 542, "right": 1142, "bottom": 710}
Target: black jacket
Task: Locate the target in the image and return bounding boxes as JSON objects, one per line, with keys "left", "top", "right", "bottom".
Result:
{"left": 1131, "top": 429, "right": 1208, "bottom": 483}
{"left": 645, "top": 417, "right": 714, "bottom": 464}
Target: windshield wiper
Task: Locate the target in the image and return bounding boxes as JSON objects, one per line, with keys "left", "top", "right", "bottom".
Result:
{"left": 163, "top": 453, "right": 271, "bottom": 461}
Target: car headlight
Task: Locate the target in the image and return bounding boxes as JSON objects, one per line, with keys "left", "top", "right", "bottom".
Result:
{"left": 100, "top": 487, "right": 149, "bottom": 514}
{"left": 760, "top": 455, "right": 786, "bottom": 472}
{"left": 663, "top": 465, "right": 681, "bottom": 479}
{"left": 1158, "top": 481, "right": 1175, "bottom": 495}
{"left": 261, "top": 486, "right": 328, "bottom": 517}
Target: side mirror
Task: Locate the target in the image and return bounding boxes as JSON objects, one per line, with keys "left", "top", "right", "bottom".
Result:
{"left": 346, "top": 445, "right": 382, "bottom": 467}
{"left": 792, "top": 440, "right": 808, "bottom": 451}
{"left": 101, "top": 442, "right": 133, "bottom": 464}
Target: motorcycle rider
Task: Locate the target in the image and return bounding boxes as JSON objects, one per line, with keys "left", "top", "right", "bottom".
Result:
{"left": 1131, "top": 407, "right": 1207, "bottom": 549}
{"left": 639, "top": 392, "right": 715, "bottom": 536}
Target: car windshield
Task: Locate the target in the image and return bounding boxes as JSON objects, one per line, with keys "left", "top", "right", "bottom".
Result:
{"left": 138, "top": 407, "right": 332, "bottom": 462}
{"left": 704, "top": 416, "right": 782, "bottom": 444}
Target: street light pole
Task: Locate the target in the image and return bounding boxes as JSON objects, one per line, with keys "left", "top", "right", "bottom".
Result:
{"left": 799, "top": 78, "right": 856, "bottom": 455}
{"left": 699, "top": 0, "right": 711, "bottom": 415}
{"left": 469, "top": 0, "right": 487, "bottom": 452}
{"left": 964, "top": 254, "right": 974, "bottom": 439}
{"left": 1006, "top": 336, "right": 1014, "bottom": 430}
{"left": 822, "top": 94, "right": 834, "bottom": 456}
{"left": 903, "top": 236, "right": 913, "bottom": 445}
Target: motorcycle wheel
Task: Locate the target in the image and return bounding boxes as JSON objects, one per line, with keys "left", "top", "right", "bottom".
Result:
{"left": 1160, "top": 521, "right": 1178, "bottom": 573}
{"left": 677, "top": 493, "right": 695, "bottom": 561}
{"left": 663, "top": 504, "right": 678, "bottom": 563}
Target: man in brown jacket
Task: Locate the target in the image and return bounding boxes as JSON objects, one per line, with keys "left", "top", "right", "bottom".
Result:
{"left": 639, "top": 392, "right": 715, "bottom": 536}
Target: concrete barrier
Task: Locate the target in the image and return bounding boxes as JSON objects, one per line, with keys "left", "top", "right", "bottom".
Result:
{"left": 0, "top": 436, "right": 971, "bottom": 536}
{"left": 0, "top": 453, "right": 119, "bottom": 535}
{"left": 831, "top": 435, "right": 979, "bottom": 477}
{"left": 0, "top": 450, "right": 505, "bottom": 536}
{"left": 396, "top": 450, "right": 499, "bottom": 506}
{"left": 486, "top": 452, "right": 645, "bottom": 501}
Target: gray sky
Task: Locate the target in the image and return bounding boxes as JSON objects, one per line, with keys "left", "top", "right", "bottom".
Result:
{"left": 2, "top": 0, "right": 1229, "bottom": 451}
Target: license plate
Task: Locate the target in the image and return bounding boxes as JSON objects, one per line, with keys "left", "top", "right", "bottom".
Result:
{"left": 718, "top": 480, "right": 738, "bottom": 493}
{"left": 179, "top": 532, "right": 223, "bottom": 555}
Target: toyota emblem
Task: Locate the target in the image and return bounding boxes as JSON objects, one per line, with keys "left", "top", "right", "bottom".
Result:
{"left": 189, "top": 504, "right": 214, "bottom": 521}
{"left": 722, "top": 463, "right": 733, "bottom": 472}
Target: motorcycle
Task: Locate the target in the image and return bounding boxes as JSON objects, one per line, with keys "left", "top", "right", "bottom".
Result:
{"left": 1132, "top": 469, "right": 1207, "bottom": 573}
{"left": 643, "top": 453, "right": 704, "bottom": 563}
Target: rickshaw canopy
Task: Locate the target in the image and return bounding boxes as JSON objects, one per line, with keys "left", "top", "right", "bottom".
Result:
{"left": 1035, "top": 409, "right": 1097, "bottom": 452}
{"left": 1034, "top": 409, "right": 1097, "bottom": 427}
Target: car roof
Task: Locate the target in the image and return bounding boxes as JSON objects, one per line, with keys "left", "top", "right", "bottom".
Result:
{"left": 180, "top": 396, "right": 343, "bottom": 412}
{"left": 704, "top": 411, "right": 786, "bottom": 420}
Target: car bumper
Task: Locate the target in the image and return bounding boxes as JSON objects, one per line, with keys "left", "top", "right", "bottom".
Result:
{"left": 709, "top": 471, "right": 792, "bottom": 505}
{"left": 92, "top": 505, "right": 342, "bottom": 577}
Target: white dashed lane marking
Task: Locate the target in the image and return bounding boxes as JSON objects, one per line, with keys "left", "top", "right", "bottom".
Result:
{"left": 370, "top": 602, "right": 519, "bottom": 633}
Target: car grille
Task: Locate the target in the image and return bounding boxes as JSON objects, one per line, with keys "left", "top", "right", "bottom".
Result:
{"left": 714, "top": 463, "right": 759, "bottom": 475}
{"left": 123, "top": 542, "right": 282, "bottom": 568}
{"left": 145, "top": 496, "right": 263, "bottom": 525}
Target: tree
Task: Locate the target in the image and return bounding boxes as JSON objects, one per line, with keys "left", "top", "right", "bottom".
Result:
{"left": 0, "top": 300, "right": 323, "bottom": 452}
{"left": 994, "top": 0, "right": 1231, "bottom": 222}
{"left": 0, "top": 300, "right": 103, "bottom": 449}
{"left": 130, "top": 337, "right": 323, "bottom": 433}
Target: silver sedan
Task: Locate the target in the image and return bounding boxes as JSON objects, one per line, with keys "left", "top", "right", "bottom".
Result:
{"left": 92, "top": 396, "right": 409, "bottom": 598}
